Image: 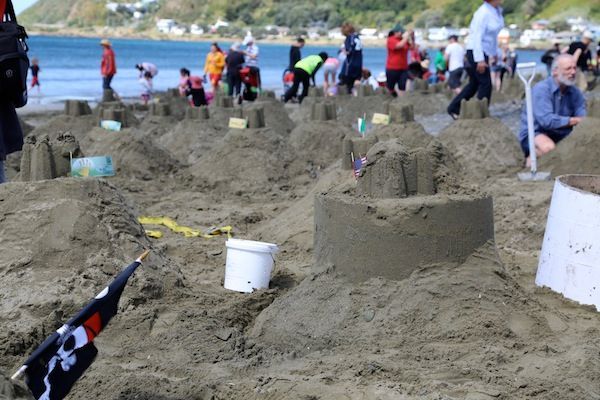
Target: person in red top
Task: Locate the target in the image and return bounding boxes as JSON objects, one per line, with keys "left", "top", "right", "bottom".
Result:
{"left": 100, "top": 39, "right": 117, "bottom": 91}
{"left": 0, "top": 0, "right": 5, "bottom": 17}
{"left": 386, "top": 24, "right": 412, "bottom": 97}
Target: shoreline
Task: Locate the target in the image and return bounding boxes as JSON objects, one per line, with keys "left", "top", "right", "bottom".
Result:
{"left": 26, "top": 28, "right": 554, "bottom": 50}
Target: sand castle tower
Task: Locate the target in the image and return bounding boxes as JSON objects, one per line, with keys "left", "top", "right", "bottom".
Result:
{"left": 315, "top": 139, "right": 495, "bottom": 282}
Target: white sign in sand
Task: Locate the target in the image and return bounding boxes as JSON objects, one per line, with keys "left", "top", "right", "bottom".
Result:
{"left": 228, "top": 117, "right": 248, "bottom": 129}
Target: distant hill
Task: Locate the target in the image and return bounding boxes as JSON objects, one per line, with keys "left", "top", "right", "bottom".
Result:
{"left": 19, "top": 0, "right": 600, "bottom": 31}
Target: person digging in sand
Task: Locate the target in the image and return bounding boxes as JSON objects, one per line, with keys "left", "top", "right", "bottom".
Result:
{"left": 518, "top": 54, "right": 586, "bottom": 167}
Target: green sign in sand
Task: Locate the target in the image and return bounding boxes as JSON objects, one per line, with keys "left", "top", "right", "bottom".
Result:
{"left": 71, "top": 156, "right": 115, "bottom": 177}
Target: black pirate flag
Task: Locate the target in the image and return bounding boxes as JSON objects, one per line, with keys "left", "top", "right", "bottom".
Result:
{"left": 11, "top": 251, "right": 149, "bottom": 400}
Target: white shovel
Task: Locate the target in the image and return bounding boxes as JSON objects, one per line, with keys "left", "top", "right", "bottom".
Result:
{"left": 516, "top": 62, "right": 551, "bottom": 181}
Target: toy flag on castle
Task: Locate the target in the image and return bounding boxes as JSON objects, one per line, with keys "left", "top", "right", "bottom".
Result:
{"left": 352, "top": 153, "right": 367, "bottom": 178}
{"left": 11, "top": 251, "right": 150, "bottom": 400}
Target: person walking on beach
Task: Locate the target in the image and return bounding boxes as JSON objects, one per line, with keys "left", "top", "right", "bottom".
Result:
{"left": 100, "top": 39, "right": 117, "bottom": 91}
{"left": 339, "top": 22, "right": 363, "bottom": 95}
{"left": 385, "top": 25, "right": 412, "bottom": 97}
{"left": 541, "top": 43, "right": 561, "bottom": 77}
{"left": 567, "top": 31, "right": 594, "bottom": 91}
{"left": 289, "top": 37, "right": 305, "bottom": 70}
{"left": 283, "top": 52, "right": 328, "bottom": 104}
{"left": 204, "top": 42, "right": 225, "bottom": 91}
{"left": 447, "top": 0, "right": 504, "bottom": 119}
{"left": 445, "top": 35, "right": 465, "bottom": 94}
{"left": 243, "top": 35, "right": 261, "bottom": 89}
{"left": 226, "top": 42, "right": 245, "bottom": 100}
{"left": 30, "top": 57, "right": 40, "bottom": 94}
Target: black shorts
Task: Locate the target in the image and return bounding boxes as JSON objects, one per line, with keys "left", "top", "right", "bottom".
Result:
{"left": 520, "top": 131, "right": 568, "bottom": 157}
{"left": 448, "top": 68, "right": 463, "bottom": 89}
{"left": 386, "top": 69, "right": 408, "bottom": 91}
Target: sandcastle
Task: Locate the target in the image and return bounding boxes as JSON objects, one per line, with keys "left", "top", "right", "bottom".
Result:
{"left": 310, "top": 101, "right": 337, "bottom": 121}
{"left": 64, "top": 100, "right": 92, "bottom": 117}
{"left": 315, "top": 139, "right": 494, "bottom": 282}
{"left": 459, "top": 98, "right": 490, "bottom": 119}
{"left": 20, "top": 133, "right": 83, "bottom": 181}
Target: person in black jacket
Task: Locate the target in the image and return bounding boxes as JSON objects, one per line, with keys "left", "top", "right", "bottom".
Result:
{"left": 0, "top": 103, "right": 23, "bottom": 183}
{"left": 226, "top": 42, "right": 245, "bottom": 99}
{"left": 288, "top": 37, "right": 305, "bottom": 70}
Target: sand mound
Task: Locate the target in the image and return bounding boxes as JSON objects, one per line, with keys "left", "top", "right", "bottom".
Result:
{"left": 79, "top": 127, "right": 181, "bottom": 180}
{"left": 155, "top": 119, "right": 227, "bottom": 165}
{"left": 0, "top": 178, "right": 183, "bottom": 369}
{"left": 188, "top": 127, "right": 292, "bottom": 196}
{"left": 0, "top": 370, "right": 33, "bottom": 400}
{"left": 287, "top": 121, "right": 353, "bottom": 179}
{"left": 26, "top": 114, "right": 96, "bottom": 143}
{"left": 539, "top": 117, "right": 600, "bottom": 176}
{"left": 253, "top": 98, "right": 296, "bottom": 134}
{"left": 438, "top": 118, "right": 522, "bottom": 180}
{"left": 248, "top": 243, "right": 594, "bottom": 398}
{"left": 371, "top": 122, "right": 432, "bottom": 149}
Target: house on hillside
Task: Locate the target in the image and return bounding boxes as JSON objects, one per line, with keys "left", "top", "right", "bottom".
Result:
{"left": 210, "top": 19, "right": 229, "bottom": 33}
{"left": 328, "top": 28, "right": 344, "bottom": 40}
{"left": 190, "top": 24, "right": 204, "bottom": 35}
{"left": 156, "top": 19, "right": 176, "bottom": 33}
{"left": 359, "top": 28, "right": 378, "bottom": 40}
{"left": 427, "top": 27, "right": 460, "bottom": 42}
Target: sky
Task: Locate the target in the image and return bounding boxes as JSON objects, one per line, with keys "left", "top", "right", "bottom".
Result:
{"left": 15, "top": 0, "right": 39, "bottom": 14}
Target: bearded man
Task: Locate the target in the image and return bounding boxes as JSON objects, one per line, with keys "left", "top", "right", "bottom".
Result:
{"left": 519, "top": 54, "right": 586, "bottom": 166}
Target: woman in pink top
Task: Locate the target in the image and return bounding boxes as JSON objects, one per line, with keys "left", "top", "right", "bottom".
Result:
{"left": 323, "top": 53, "right": 341, "bottom": 96}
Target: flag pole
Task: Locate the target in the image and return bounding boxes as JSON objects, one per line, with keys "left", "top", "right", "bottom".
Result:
{"left": 10, "top": 250, "right": 150, "bottom": 382}
{"left": 10, "top": 365, "right": 27, "bottom": 381}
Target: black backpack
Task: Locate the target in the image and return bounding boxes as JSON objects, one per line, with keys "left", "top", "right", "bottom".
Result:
{"left": 0, "top": 0, "right": 29, "bottom": 108}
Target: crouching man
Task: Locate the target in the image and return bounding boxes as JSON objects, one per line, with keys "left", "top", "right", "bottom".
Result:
{"left": 519, "top": 54, "right": 586, "bottom": 166}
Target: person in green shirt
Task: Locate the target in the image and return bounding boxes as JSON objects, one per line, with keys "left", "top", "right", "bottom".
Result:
{"left": 434, "top": 47, "right": 447, "bottom": 83}
{"left": 283, "top": 52, "right": 328, "bottom": 103}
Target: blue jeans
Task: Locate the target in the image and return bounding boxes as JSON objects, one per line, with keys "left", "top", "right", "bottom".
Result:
{"left": 0, "top": 159, "right": 6, "bottom": 184}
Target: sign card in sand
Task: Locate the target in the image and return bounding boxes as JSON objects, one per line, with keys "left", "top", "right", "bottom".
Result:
{"left": 229, "top": 117, "right": 248, "bottom": 129}
{"left": 71, "top": 156, "right": 115, "bottom": 177}
{"left": 372, "top": 113, "right": 390, "bottom": 125}
{"left": 100, "top": 120, "right": 122, "bottom": 131}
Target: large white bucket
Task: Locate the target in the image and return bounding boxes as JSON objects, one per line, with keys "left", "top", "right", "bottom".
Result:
{"left": 224, "top": 238, "right": 279, "bottom": 293}
{"left": 536, "top": 175, "right": 600, "bottom": 310}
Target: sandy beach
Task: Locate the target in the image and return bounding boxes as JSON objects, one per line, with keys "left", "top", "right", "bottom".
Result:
{"left": 2, "top": 79, "right": 600, "bottom": 399}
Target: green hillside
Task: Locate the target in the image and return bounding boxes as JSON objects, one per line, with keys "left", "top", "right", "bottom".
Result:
{"left": 19, "top": 0, "right": 599, "bottom": 30}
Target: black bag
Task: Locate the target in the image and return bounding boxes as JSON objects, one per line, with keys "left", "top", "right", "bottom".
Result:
{"left": 0, "top": 0, "right": 29, "bottom": 108}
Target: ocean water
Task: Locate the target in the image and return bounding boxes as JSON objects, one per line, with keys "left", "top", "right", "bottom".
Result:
{"left": 26, "top": 35, "right": 545, "bottom": 103}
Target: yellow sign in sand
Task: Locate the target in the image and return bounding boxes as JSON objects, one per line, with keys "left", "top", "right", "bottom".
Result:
{"left": 372, "top": 113, "right": 390, "bottom": 125}
{"left": 228, "top": 117, "right": 248, "bottom": 129}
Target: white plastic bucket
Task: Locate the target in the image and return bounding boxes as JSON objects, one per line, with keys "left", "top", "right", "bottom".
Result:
{"left": 224, "top": 238, "right": 279, "bottom": 293}
{"left": 536, "top": 175, "right": 600, "bottom": 310}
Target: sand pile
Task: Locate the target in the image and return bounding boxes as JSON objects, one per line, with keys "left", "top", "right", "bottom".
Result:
{"left": 25, "top": 114, "right": 96, "bottom": 143}
{"left": 0, "top": 370, "right": 33, "bottom": 400}
{"left": 287, "top": 121, "right": 354, "bottom": 179}
{"left": 539, "top": 117, "right": 600, "bottom": 176}
{"left": 371, "top": 122, "right": 432, "bottom": 149}
{"left": 438, "top": 118, "right": 522, "bottom": 180}
{"left": 253, "top": 98, "right": 296, "bottom": 134}
{"left": 0, "top": 178, "right": 183, "bottom": 370}
{"left": 155, "top": 119, "right": 227, "bottom": 165}
{"left": 247, "top": 242, "right": 596, "bottom": 398}
{"left": 79, "top": 127, "right": 181, "bottom": 180}
{"left": 188, "top": 127, "right": 293, "bottom": 196}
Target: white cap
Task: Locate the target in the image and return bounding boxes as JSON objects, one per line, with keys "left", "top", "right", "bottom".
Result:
{"left": 243, "top": 34, "right": 254, "bottom": 45}
{"left": 231, "top": 42, "right": 241, "bottom": 51}
{"left": 582, "top": 31, "right": 594, "bottom": 40}
{"left": 376, "top": 72, "right": 387, "bottom": 82}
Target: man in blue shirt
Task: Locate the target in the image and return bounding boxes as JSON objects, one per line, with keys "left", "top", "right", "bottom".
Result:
{"left": 519, "top": 54, "right": 586, "bottom": 166}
